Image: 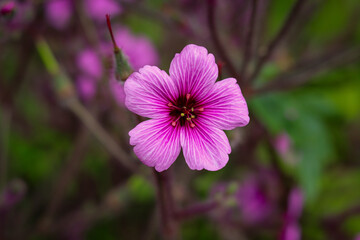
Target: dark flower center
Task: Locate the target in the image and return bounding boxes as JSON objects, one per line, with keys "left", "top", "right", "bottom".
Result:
{"left": 168, "top": 93, "right": 204, "bottom": 128}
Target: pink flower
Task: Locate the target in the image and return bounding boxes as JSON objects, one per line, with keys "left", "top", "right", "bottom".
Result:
{"left": 0, "top": 1, "right": 15, "bottom": 16}
{"left": 76, "top": 76, "right": 96, "bottom": 101}
{"left": 125, "top": 44, "right": 249, "bottom": 171}
{"left": 45, "top": 0, "right": 72, "bottom": 30}
{"left": 76, "top": 48, "right": 102, "bottom": 79}
{"left": 109, "top": 76, "right": 125, "bottom": 107}
{"left": 115, "top": 28, "right": 159, "bottom": 71}
{"left": 85, "top": 0, "right": 121, "bottom": 21}
{"left": 355, "top": 234, "right": 360, "bottom": 240}
{"left": 274, "top": 133, "right": 291, "bottom": 156}
{"left": 287, "top": 188, "right": 303, "bottom": 220}
{"left": 236, "top": 179, "right": 271, "bottom": 224}
{"left": 2, "top": 1, "right": 33, "bottom": 30}
{"left": 281, "top": 221, "right": 301, "bottom": 240}
{"left": 281, "top": 188, "right": 304, "bottom": 240}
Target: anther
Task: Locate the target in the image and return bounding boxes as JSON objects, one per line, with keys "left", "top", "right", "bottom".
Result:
{"left": 191, "top": 115, "right": 195, "bottom": 119}
{"left": 180, "top": 113, "right": 185, "bottom": 117}
{"left": 191, "top": 107, "right": 194, "bottom": 112}
{"left": 188, "top": 118, "right": 196, "bottom": 128}
{"left": 171, "top": 115, "right": 181, "bottom": 127}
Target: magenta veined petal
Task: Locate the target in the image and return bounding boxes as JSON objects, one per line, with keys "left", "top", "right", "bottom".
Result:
{"left": 129, "top": 118, "right": 181, "bottom": 172}
{"left": 199, "top": 78, "right": 250, "bottom": 130}
{"left": 169, "top": 44, "right": 218, "bottom": 100}
{"left": 180, "top": 122, "right": 231, "bottom": 171}
{"left": 124, "top": 65, "right": 179, "bottom": 119}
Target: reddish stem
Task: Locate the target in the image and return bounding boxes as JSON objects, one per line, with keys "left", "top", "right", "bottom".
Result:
{"left": 105, "top": 14, "right": 119, "bottom": 52}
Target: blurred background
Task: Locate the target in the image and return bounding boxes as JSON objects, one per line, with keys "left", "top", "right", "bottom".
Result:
{"left": 1, "top": 0, "right": 360, "bottom": 239}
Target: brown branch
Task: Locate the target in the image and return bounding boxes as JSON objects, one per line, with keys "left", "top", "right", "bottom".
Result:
{"left": 207, "top": 0, "right": 240, "bottom": 81}
{"left": 255, "top": 47, "right": 360, "bottom": 94}
{"left": 249, "top": 0, "right": 307, "bottom": 82}
{"left": 239, "top": 0, "right": 258, "bottom": 81}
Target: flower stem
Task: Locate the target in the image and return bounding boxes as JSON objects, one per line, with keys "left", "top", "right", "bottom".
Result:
{"left": 174, "top": 201, "right": 218, "bottom": 220}
{"left": 105, "top": 14, "right": 133, "bottom": 81}
{"left": 153, "top": 170, "right": 178, "bottom": 240}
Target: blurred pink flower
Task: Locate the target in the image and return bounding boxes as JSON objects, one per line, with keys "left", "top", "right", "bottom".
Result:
{"left": 45, "top": 0, "right": 121, "bottom": 29}
{"left": 115, "top": 28, "right": 159, "bottom": 71}
{"left": 45, "top": 0, "right": 72, "bottom": 30}
{"left": 281, "top": 188, "right": 304, "bottom": 240}
{"left": 2, "top": 1, "right": 33, "bottom": 30}
{"left": 236, "top": 179, "right": 271, "bottom": 224}
{"left": 125, "top": 44, "right": 249, "bottom": 171}
{"left": 76, "top": 76, "right": 96, "bottom": 101}
{"left": 0, "top": 1, "right": 15, "bottom": 16}
{"left": 76, "top": 48, "right": 102, "bottom": 79}
{"left": 85, "top": 0, "right": 121, "bottom": 21}
{"left": 355, "top": 234, "right": 360, "bottom": 240}
{"left": 0, "top": 179, "right": 26, "bottom": 215}
{"left": 274, "top": 133, "right": 291, "bottom": 156}
{"left": 281, "top": 221, "right": 301, "bottom": 240}
{"left": 287, "top": 188, "right": 304, "bottom": 219}
{"left": 109, "top": 76, "right": 125, "bottom": 107}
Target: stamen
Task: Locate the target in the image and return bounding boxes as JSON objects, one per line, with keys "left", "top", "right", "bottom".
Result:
{"left": 168, "top": 102, "right": 182, "bottom": 110}
{"left": 186, "top": 93, "right": 191, "bottom": 105}
{"left": 171, "top": 115, "right": 181, "bottom": 127}
{"left": 180, "top": 113, "right": 185, "bottom": 117}
{"left": 191, "top": 107, "right": 194, "bottom": 112}
{"left": 191, "top": 115, "right": 195, "bottom": 119}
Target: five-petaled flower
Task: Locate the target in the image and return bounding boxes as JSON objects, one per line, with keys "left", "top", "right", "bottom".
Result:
{"left": 124, "top": 44, "right": 249, "bottom": 171}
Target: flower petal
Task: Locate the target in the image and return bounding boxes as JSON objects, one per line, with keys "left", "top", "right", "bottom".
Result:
{"left": 124, "top": 65, "right": 179, "bottom": 119}
{"left": 180, "top": 123, "right": 231, "bottom": 171}
{"left": 199, "top": 78, "right": 249, "bottom": 130}
{"left": 129, "top": 118, "right": 181, "bottom": 172}
{"left": 169, "top": 44, "right": 218, "bottom": 100}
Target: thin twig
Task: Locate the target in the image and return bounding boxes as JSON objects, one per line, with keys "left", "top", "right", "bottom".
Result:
{"left": 207, "top": 0, "right": 240, "bottom": 81}
{"left": 66, "top": 98, "right": 137, "bottom": 172}
{"left": 256, "top": 47, "right": 360, "bottom": 94}
{"left": 239, "top": 0, "right": 258, "bottom": 81}
{"left": 38, "top": 127, "right": 89, "bottom": 231}
{"left": 35, "top": 37, "right": 138, "bottom": 173}
{"left": 0, "top": 110, "right": 11, "bottom": 189}
{"left": 249, "top": 0, "right": 307, "bottom": 82}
